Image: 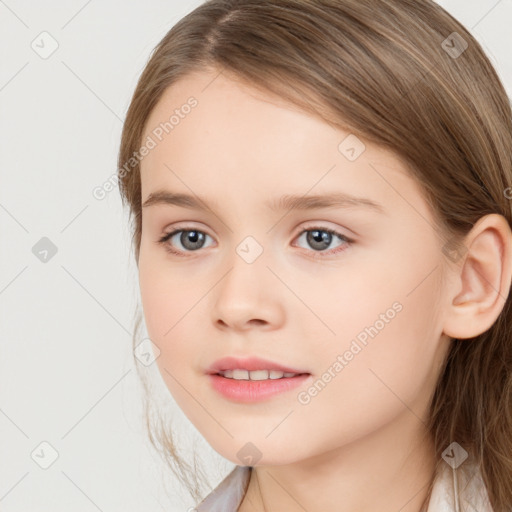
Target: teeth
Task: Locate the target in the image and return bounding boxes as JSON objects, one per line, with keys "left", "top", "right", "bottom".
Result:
{"left": 246, "top": 370, "right": 268, "bottom": 381}
{"left": 219, "top": 369, "right": 300, "bottom": 380}
{"left": 233, "top": 369, "right": 250, "bottom": 380}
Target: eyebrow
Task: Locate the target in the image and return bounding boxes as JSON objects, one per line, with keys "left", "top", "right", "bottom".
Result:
{"left": 142, "top": 190, "right": 386, "bottom": 214}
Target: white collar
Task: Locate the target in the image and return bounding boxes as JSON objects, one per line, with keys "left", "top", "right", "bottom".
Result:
{"left": 427, "top": 461, "right": 493, "bottom": 512}
{"left": 196, "top": 461, "right": 494, "bottom": 511}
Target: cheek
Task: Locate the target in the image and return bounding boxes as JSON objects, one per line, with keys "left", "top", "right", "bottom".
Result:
{"left": 138, "top": 259, "right": 203, "bottom": 418}
{"left": 264, "top": 291, "right": 444, "bottom": 462}
{"left": 301, "top": 248, "right": 444, "bottom": 418}
{"left": 314, "top": 236, "right": 444, "bottom": 350}
{"left": 138, "top": 250, "right": 204, "bottom": 379}
{"left": 138, "top": 245, "right": 193, "bottom": 339}
{"left": 138, "top": 262, "right": 171, "bottom": 340}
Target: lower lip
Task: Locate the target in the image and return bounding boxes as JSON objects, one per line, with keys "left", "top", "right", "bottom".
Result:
{"left": 208, "top": 373, "right": 311, "bottom": 403}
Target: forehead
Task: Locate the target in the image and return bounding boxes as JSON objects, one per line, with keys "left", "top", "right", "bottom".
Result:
{"left": 144, "top": 67, "right": 302, "bottom": 131}
{"left": 139, "top": 69, "right": 429, "bottom": 223}
{"left": 141, "top": 68, "right": 336, "bottom": 165}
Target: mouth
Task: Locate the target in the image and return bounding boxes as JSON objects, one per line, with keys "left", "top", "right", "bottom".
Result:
{"left": 208, "top": 372, "right": 311, "bottom": 402}
{"left": 206, "top": 355, "right": 309, "bottom": 376}
{"left": 215, "top": 369, "right": 309, "bottom": 380}
{"left": 206, "top": 356, "right": 311, "bottom": 402}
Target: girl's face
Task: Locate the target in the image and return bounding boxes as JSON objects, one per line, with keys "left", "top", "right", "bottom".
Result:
{"left": 138, "top": 68, "right": 453, "bottom": 466}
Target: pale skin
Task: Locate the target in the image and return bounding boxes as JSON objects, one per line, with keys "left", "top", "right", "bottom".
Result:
{"left": 137, "top": 67, "right": 512, "bottom": 511}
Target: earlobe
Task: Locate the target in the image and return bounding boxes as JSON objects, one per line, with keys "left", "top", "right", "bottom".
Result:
{"left": 442, "top": 214, "right": 512, "bottom": 340}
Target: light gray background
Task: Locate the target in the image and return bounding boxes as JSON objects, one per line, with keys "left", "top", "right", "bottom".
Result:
{"left": 0, "top": 1, "right": 511, "bottom": 511}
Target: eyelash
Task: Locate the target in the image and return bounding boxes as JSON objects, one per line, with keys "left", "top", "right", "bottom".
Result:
{"left": 157, "top": 225, "right": 353, "bottom": 259}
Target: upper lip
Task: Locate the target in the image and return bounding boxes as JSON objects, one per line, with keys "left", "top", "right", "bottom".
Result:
{"left": 206, "top": 356, "right": 310, "bottom": 375}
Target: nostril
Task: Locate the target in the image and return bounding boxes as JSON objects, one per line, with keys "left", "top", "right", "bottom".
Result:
{"left": 248, "top": 319, "right": 266, "bottom": 326}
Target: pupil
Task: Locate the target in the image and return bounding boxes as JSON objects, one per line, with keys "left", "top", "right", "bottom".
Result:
{"left": 308, "top": 230, "right": 331, "bottom": 250}
{"left": 183, "top": 231, "right": 204, "bottom": 250}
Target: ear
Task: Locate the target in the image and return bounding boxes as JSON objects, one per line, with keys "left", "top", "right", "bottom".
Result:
{"left": 442, "top": 213, "right": 512, "bottom": 340}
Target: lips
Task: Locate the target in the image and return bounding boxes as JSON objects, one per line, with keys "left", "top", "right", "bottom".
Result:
{"left": 206, "top": 356, "right": 309, "bottom": 375}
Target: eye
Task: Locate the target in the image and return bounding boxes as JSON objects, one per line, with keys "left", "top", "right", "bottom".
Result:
{"left": 293, "top": 226, "right": 353, "bottom": 259}
{"left": 157, "top": 228, "right": 214, "bottom": 256}
{"left": 157, "top": 225, "right": 353, "bottom": 258}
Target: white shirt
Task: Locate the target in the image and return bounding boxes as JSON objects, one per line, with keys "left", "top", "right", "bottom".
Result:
{"left": 195, "top": 461, "right": 494, "bottom": 511}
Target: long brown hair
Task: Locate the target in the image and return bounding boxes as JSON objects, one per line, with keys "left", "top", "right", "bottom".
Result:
{"left": 117, "top": 1, "right": 512, "bottom": 509}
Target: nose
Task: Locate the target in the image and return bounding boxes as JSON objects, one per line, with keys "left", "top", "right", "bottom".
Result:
{"left": 211, "top": 245, "right": 285, "bottom": 332}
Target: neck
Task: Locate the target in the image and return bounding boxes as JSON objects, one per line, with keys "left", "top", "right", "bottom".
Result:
{"left": 238, "top": 410, "right": 436, "bottom": 512}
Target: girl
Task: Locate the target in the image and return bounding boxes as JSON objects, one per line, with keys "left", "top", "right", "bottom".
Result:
{"left": 117, "top": 1, "right": 512, "bottom": 510}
